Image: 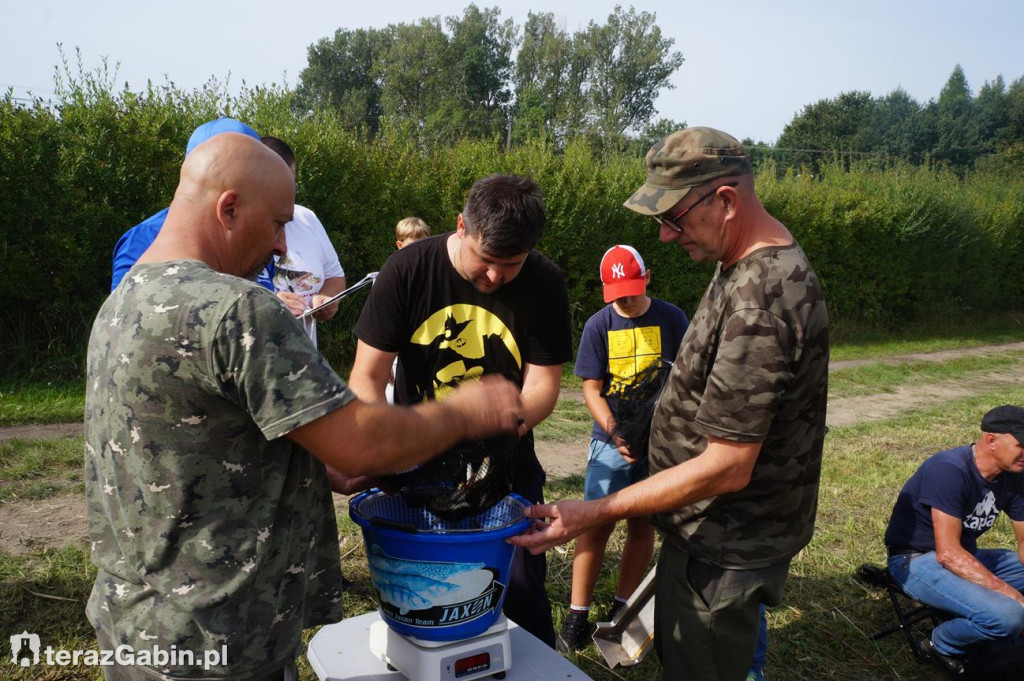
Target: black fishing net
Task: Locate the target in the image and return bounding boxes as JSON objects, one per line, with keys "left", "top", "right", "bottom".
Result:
{"left": 379, "top": 435, "right": 517, "bottom": 521}
{"left": 609, "top": 362, "right": 672, "bottom": 460}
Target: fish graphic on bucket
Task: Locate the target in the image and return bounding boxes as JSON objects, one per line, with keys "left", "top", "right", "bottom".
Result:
{"left": 350, "top": 490, "right": 532, "bottom": 641}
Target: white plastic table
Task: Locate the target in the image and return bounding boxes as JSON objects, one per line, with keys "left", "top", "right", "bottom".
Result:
{"left": 308, "top": 611, "right": 593, "bottom": 681}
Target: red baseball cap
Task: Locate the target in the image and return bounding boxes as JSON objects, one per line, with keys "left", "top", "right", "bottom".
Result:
{"left": 600, "top": 245, "right": 647, "bottom": 303}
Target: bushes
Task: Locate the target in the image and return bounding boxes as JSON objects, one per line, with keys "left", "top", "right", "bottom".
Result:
{"left": 2, "top": 69, "right": 1022, "bottom": 380}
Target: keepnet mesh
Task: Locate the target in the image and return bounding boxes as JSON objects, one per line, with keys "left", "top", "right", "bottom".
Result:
{"left": 610, "top": 362, "right": 672, "bottom": 460}
{"left": 351, "top": 490, "right": 527, "bottom": 532}
{"left": 380, "top": 434, "right": 517, "bottom": 521}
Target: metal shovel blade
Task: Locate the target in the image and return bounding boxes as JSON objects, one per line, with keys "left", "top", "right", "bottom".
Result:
{"left": 592, "top": 566, "right": 656, "bottom": 668}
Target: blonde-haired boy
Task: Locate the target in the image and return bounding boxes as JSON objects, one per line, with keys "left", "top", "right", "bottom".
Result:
{"left": 386, "top": 217, "right": 432, "bottom": 404}
{"left": 395, "top": 217, "right": 431, "bottom": 249}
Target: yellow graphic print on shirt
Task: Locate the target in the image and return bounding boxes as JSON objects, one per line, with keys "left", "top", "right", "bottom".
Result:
{"left": 607, "top": 326, "right": 662, "bottom": 397}
{"left": 409, "top": 304, "right": 521, "bottom": 400}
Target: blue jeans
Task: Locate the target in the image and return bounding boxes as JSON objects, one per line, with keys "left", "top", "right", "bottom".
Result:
{"left": 888, "top": 549, "right": 1024, "bottom": 657}
{"left": 751, "top": 604, "right": 767, "bottom": 673}
{"left": 583, "top": 439, "right": 648, "bottom": 500}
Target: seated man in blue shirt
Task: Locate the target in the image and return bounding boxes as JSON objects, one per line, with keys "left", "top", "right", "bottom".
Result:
{"left": 884, "top": 404, "right": 1024, "bottom": 675}
{"left": 110, "top": 118, "right": 267, "bottom": 291}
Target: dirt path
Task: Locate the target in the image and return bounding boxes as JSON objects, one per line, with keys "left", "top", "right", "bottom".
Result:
{"left": 3, "top": 341, "right": 1023, "bottom": 554}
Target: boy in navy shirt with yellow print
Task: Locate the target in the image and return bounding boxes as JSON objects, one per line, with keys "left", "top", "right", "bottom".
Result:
{"left": 558, "top": 245, "right": 689, "bottom": 652}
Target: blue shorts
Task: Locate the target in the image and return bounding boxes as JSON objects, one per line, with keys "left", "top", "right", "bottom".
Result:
{"left": 583, "top": 439, "right": 649, "bottom": 501}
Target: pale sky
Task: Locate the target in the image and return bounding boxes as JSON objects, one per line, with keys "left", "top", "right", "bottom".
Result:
{"left": 3, "top": 0, "right": 1022, "bottom": 143}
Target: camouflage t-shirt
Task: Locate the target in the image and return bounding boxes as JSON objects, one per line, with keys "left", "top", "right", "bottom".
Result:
{"left": 84, "top": 261, "right": 355, "bottom": 679}
{"left": 649, "top": 244, "right": 829, "bottom": 569}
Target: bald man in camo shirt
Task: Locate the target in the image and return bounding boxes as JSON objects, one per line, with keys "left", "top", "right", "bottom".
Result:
{"left": 85, "top": 133, "right": 525, "bottom": 681}
{"left": 512, "top": 127, "right": 830, "bottom": 681}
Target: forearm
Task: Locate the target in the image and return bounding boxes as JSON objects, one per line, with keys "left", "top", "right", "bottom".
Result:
{"left": 333, "top": 401, "right": 469, "bottom": 476}
{"left": 519, "top": 363, "right": 561, "bottom": 430}
{"left": 319, "top": 276, "right": 346, "bottom": 297}
{"left": 601, "top": 436, "right": 758, "bottom": 518}
{"left": 581, "top": 379, "right": 615, "bottom": 434}
{"left": 512, "top": 436, "right": 761, "bottom": 554}
{"left": 291, "top": 375, "right": 524, "bottom": 478}
{"left": 938, "top": 548, "right": 1024, "bottom": 604}
{"left": 348, "top": 341, "right": 394, "bottom": 403}
{"left": 349, "top": 370, "right": 388, "bottom": 403}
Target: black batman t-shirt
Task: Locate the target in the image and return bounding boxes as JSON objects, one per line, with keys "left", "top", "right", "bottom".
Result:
{"left": 355, "top": 232, "right": 571, "bottom": 407}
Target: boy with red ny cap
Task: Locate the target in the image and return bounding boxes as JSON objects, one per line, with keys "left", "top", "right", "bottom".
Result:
{"left": 557, "top": 244, "right": 689, "bottom": 653}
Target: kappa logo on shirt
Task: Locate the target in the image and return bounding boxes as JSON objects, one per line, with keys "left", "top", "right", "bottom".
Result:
{"left": 963, "top": 491, "right": 999, "bottom": 531}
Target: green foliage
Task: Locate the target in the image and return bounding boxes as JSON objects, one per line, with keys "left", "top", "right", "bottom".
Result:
{"left": 296, "top": 5, "right": 683, "bottom": 150}
{"left": 776, "top": 65, "right": 1024, "bottom": 173}
{"left": 757, "top": 158, "right": 1024, "bottom": 324}
{"left": 2, "top": 50, "right": 1024, "bottom": 381}
{"left": 294, "top": 27, "right": 387, "bottom": 137}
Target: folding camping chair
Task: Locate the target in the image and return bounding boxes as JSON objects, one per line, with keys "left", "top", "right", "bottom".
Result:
{"left": 859, "top": 563, "right": 1024, "bottom": 680}
{"left": 858, "top": 563, "right": 945, "bottom": 663}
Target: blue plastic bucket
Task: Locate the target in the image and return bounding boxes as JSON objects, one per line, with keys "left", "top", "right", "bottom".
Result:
{"left": 349, "top": 490, "right": 531, "bottom": 641}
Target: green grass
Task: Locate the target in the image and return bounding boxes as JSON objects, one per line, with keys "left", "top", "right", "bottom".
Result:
{"left": 829, "top": 311, "right": 1024, "bottom": 362}
{"left": 0, "top": 437, "right": 84, "bottom": 502}
{"left": 12, "top": 395, "right": 1024, "bottom": 680}
{"left": 829, "top": 350, "right": 1024, "bottom": 398}
{"left": 6, "top": 334, "right": 1024, "bottom": 679}
{"left": 0, "top": 380, "right": 86, "bottom": 427}
{"left": 533, "top": 398, "right": 592, "bottom": 443}
{"left": 1, "top": 545, "right": 100, "bottom": 680}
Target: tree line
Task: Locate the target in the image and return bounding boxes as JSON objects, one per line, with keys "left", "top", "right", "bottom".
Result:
{"left": 294, "top": 4, "right": 684, "bottom": 148}
{"left": 770, "top": 65, "right": 1024, "bottom": 172}
{"left": 294, "top": 6, "right": 1024, "bottom": 173}
{"left": 4, "top": 33, "right": 1024, "bottom": 380}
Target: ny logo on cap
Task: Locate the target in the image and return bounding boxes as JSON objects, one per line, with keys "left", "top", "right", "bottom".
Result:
{"left": 611, "top": 264, "right": 625, "bottom": 279}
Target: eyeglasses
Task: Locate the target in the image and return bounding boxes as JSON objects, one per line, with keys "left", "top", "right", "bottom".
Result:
{"left": 652, "top": 182, "right": 739, "bottom": 233}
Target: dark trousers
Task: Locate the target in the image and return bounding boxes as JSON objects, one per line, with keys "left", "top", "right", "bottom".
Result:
{"left": 654, "top": 541, "right": 789, "bottom": 681}
{"left": 505, "top": 451, "right": 557, "bottom": 647}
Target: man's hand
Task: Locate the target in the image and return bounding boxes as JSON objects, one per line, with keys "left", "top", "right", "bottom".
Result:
{"left": 325, "top": 465, "right": 376, "bottom": 495}
{"left": 507, "top": 500, "right": 600, "bottom": 554}
{"left": 445, "top": 375, "right": 528, "bottom": 440}
{"left": 310, "top": 293, "right": 340, "bottom": 321}
{"left": 612, "top": 435, "right": 639, "bottom": 464}
{"left": 276, "top": 291, "right": 308, "bottom": 317}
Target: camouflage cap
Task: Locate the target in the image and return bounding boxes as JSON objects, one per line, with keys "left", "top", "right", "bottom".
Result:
{"left": 624, "top": 127, "right": 751, "bottom": 216}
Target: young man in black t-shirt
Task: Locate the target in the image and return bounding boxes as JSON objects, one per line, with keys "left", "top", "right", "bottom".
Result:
{"left": 351, "top": 174, "right": 572, "bottom": 647}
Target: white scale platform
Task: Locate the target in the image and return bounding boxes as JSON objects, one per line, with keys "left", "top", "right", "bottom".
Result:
{"left": 308, "top": 612, "right": 593, "bottom": 681}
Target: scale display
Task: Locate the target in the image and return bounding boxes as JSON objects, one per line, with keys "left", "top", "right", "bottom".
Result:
{"left": 454, "top": 652, "right": 491, "bottom": 677}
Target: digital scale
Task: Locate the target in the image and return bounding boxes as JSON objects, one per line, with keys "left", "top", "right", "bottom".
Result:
{"left": 308, "top": 611, "right": 593, "bottom": 681}
{"left": 369, "top": 615, "right": 511, "bottom": 680}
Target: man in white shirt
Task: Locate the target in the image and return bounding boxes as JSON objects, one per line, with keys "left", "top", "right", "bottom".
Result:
{"left": 262, "top": 136, "right": 346, "bottom": 347}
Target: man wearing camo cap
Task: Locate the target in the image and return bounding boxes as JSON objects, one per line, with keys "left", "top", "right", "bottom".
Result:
{"left": 512, "top": 127, "right": 830, "bottom": 681}
{"left": 85, "top": 133, "right": 526, "bottom": 681}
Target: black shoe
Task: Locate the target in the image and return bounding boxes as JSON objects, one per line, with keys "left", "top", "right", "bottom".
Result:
{"left": 916, "top": 638, "right": 964, "bottom": 676}
{"left": 556, "top": 610, "right": 593, "bottom": 653}
{"left": 607, "top": 599, "right": 626, "bottom": 622}
{"left": 856, "top": 563, "right": 887, "bottom": 588}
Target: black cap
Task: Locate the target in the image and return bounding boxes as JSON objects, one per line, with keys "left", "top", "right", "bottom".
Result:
{"left": 981, "top": 405, "right": 1024, "bottom": 446}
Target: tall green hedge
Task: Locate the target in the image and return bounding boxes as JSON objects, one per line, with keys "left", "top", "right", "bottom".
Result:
{"left": 2, "top": 75, "right": 1022, "bottom": 379}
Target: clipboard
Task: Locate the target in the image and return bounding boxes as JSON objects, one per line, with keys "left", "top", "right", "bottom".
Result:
{"left": 299, "top": 271, "right": 378, "bottom": 319}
